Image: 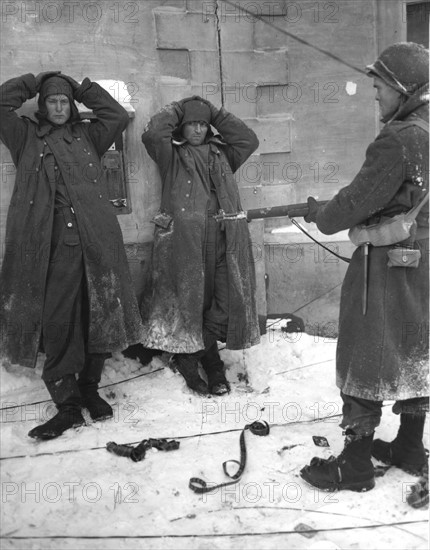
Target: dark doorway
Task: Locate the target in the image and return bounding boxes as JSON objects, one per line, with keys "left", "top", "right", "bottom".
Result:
{"left": 407, "top": 2, "right": 429, "bottom": 47}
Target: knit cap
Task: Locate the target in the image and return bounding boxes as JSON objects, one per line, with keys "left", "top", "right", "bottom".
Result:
{"left": 36, "top": 75, "right": 80, "bottom": 123}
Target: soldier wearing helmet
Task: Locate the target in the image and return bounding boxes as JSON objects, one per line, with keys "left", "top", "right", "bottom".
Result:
{"left": 301, "top": 42, "right": 429, "bottom": 493}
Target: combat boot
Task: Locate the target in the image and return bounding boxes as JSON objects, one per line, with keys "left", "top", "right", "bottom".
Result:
{"left": 122, "top": 344, "right": 163, "bottom": 366}
{"left": 372, "top": 413, "right": 427, "bottom": 475}
{"left": 78, "top": 354, "right": 113, "bottom": 422}
{"left": 28, "top": 375, "right": 85, "bottom": 440}
{"left": 174, "top": 354, "right": 209, "bottom": 395}
{"left": 300, "top": 430, "right": 375, "bottom": 492}
{"left": 201, "top": 342, "right": 230, "bottom": 396}
{"left": 407, "top": 465, "right": 429, "bottom": 509}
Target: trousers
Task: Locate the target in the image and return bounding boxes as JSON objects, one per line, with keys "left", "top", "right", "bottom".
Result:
{"left": 42, "top": 207, "right": 87, "bottom": 381}
{"left": 340, "top": 391, "right": 429, "bottom": 436}
{"left": 202, "top": 216, "right": 229, "bottom": 351}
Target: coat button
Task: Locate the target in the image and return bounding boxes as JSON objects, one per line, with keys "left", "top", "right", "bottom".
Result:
{"left": 99, "top": 194, "right": 102, "bottom": 198}
{"left": 181, "top": 208, "right": 185, "bottom": 211}
{"left": 185, "top": 193, "right": 189, "bottom": 198}
{"left": 54, "top": 166, "right": 58, "bottom": 170}
{"left": 29, "top": 200, "right": 34, "bottom": 205}
{"left": 187, "top": 180, "right": 191, "bottom": 184}
{"left": 67, "top": 222, "right": 73, "bottom": 228}
{"left": 93, "top": 179, "right": 97, "bottom": 183}
{"left": 39, "top": 153, "right": 43, "bottom": 157}
{"left": 89, "top": 163, "right": 93, "bottom": 167}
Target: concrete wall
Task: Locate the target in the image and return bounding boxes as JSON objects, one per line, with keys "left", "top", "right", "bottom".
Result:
{"left": 0, "top": 0, "right": 411, "bottom": 335}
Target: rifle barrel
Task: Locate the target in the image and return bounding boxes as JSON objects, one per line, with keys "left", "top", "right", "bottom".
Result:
{"left": 246, "top": 200, "right": 329, "bottom": 221}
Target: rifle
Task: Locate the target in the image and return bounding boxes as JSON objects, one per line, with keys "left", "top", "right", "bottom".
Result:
{"left": 245, "top": 200, "right": 330, "bottom": 221}
{"left": 213, "top": 201, "right": 329, "bottom": 222}
{"left": 213, "top": 200, "right": 350, "bottom": 264}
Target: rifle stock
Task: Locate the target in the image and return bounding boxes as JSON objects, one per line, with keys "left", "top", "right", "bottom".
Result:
{"left": 246, "top": 200, "right": 329, "bottom": 221}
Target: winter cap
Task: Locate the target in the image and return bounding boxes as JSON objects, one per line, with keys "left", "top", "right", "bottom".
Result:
{"left": 366, "top": 42, "right": 429, "bottom": 95}
{"left": 181, "top": 99, "right": 211, "bottom": 127}
{"left": 36, "top": 75, "right": 80, "bottom": 123}
{"left": 39, "top": 76, "right": 73, "bottom": 102}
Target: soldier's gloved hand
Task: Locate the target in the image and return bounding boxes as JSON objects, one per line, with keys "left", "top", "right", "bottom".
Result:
{"left": 35, "top": 71, "right": 61, "bottom": 92}
{"left": 304, "top": 197, "right": 319, "bottom": 223}
{"left": 58, "top": 74, "right": 81, "bottom": 96}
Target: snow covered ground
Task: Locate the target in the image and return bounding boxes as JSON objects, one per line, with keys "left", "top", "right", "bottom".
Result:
{"left": 1, "top": 323, "right": 428, "bottom": 550}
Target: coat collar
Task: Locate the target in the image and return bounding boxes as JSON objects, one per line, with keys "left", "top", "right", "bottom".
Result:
{"left": 36, "top": 122, "right": 81, "bottom": 142}
{"left": 172, "top": 134, "right": 225, "bottom": 148}
{"left": 390, "top": 83, "right": 429, "bottom": 124}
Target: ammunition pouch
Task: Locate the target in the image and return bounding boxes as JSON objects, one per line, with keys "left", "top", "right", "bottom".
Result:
{"left": 387, "top": 247, "right": 421, "bottom": 268}
{"left": 348, "top": 214, "right": 417, "bottom": 247}
{"left": 349, "top": 191, "right": 429, "bottom": 250}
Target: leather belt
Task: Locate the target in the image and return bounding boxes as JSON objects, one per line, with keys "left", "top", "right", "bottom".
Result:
{"left": 189, "top": 421, "right": 270, "bottom": 494}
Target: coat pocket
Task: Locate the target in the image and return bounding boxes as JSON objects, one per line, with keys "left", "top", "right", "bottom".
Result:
{"left": 60, "top": 207, "right": 81, "bottom": 246}
{"left": 152, "top": 212, "right": 173, "bottom": 229}
{"left": 387, "top": 247, "right": 421, "bottom": 268}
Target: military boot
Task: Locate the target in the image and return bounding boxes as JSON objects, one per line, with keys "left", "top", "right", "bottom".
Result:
{"left": 372, "top": 413, "right": 427, "bottom": 475}
{"left": 28, "top": 375, "right": 85, "bottom": 440}
{"left": 78, "top": 354, "right": 113, "bottom": 422}
{"left": 122, "top": 344, "right": 163, "bottom": 366}
{"left": 407, "top": 465, "right": 429, "bottom": 509}
{"left": 174, "top": 354, "right": 209, "bottom": 395}
{"left": 201, "top": 342, "right": 230, "bottom": 396}
{"left": 300, "top": 430, "right": 375, "bottom": 492}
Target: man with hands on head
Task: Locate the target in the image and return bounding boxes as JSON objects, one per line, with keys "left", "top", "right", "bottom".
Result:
{"left": 140, "top": 95, "right": 260, "bottom": 395}
{"left": 0, "top": 70, "right": 144, "bottom": 440}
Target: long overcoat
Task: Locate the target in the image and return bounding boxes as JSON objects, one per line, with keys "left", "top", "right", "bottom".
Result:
{"left": 315, "top": 86, "right": 429, "bottom": 401}
{"left": 141, "top": 102, "right": 261, "bottom": 353}
{"left": 0, "top": 74, "right": 144, "bottom": 369}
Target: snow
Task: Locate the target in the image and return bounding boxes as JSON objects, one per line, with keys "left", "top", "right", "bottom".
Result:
{"left": 1, "top": 323, "right": 428, "bottom": 550}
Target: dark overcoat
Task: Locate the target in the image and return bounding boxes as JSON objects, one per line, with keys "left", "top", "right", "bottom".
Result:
{"left": 316, "top": 86, "right": 429, "bottom": 401}
{"left": 0, "top": 74, "right": 144, "bottom": 369}
{"left": 141, "top": 102, "right": 261, "bottom": 353}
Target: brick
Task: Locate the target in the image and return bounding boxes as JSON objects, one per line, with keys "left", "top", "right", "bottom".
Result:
{"left": 222, "top": 50, "right": 288, "bottom": 84}
{"left": 222, "top": 86, "right": 257, "bottom": 118}
{"left": 189, "top": 51, "right": 221, "bottom": 87}
{"left": 247, "top": 117, "right": 292, "bottom": 154}
{"left": 237, "top": 185, "right": 263, "bottom": 211}
{"left": 237, "top": 155, "right": 263, "bottom": 187}
{"left": 158, "top": 49, "right": 191, "bottom": 80}
{"left": 187, "top": 0, "right": 217, "bottom": 15}
{"left": 254, "top": 18, "right": 289, "bottom": 50}
{"left": 154, "top": 9, "right": 217, "bottom": 50}
{"left": 161, "top": 0, "right": 186, "bottom": 9}
{"left": 219, "top": 15, "right": 255, "bottom": 52}
{"left": 246, "top": 152, "right": 295, "bottom": 185}
{"left": 256, "top": 84, "right": 296, "bottom": 116}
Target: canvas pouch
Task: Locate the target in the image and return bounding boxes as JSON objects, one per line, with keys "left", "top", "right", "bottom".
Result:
{"left": 387, "top": 247, "right": 421, "bottom": 268}
{"left": 349, "top": 191, "right": 429, "bottom": 248}
{"left": 348, "top": 214, "right": 416, "bottom": 247}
